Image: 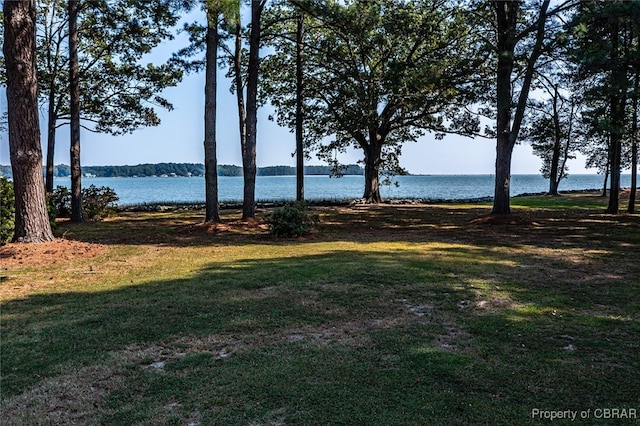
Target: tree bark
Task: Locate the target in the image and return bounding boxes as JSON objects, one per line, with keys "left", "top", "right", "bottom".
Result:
{"left": 69, "top": 0, "right": 83, "bottom": 222}
{"left": 3, "top": 0, "right": 55, "bottom": 243}
{"left": 243, "top": 0, "right": 263, "bottom": 220}
{"left": 363, "top": 134, "right": 383, "bottom": 204}
{"left": 295, "top": 12, "right": 305, "bottom": 202}
{"left": 606, "top": 18, "right": 624, "bottom": 214}
{"left": 45, "top": 88, "right": 57, "bottom": 194}
{"left": 628, "top": 69, "right": 638, "bottom": 214}
{"left": 492, "top": 0, "right": 518, "bottom": 214}
{"left": 233, "top": 21, "right": 249, "bottom": 219}
{"left": 548, "top": 86, "right": 561, "bottom": 196}
{"left": 492, "top": 0, "right": 549, "bottom": 214}
{"left": 602, "top": 163, "right": 609, "bottom": 197}
{"left": 204, "top": 8, "right": 220, "bottom": 223}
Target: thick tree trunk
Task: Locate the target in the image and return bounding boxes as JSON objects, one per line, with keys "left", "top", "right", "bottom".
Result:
{"left": 492, "top": 1, "right": 518, "bottom": 215}
{"left": 492, "top": 0, "right": 549, "bottom": 214}
{"left": 362, "top": 139, "right": 383, "bottom": 204}
{"left": 69, "top": 0, "right": 83, "bottom": 222}
{"left": 295, "top": 12, "right": 305, "bottom": 202}
{"left": 45, "top": 89, "right": 57, "bottom": 194}
{"left": 493, "top": 134, "right": 514, "bottom": 214}
{"left": 204, "top": 9, "right": 220, "bottom": 223}
{"left": 3, "top": 0, "right": 55, "bottom": 243}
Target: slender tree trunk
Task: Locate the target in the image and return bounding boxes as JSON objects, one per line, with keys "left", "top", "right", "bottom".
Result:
{"left": 628, "top": 70, "right": 638, "bottom": 213}
{"left": 242, "top": 0, "right": 263, "bottom": 219}
{"left": 557, "top": 101, "right": 575, "bottom": 192}
{"left": 233, "top": 22, "right": 249, "bottom": 215}
{"left": 204, "top": 8, "right": 220, "bottom": 223}
{"left": 606, "top": 18, "right": 625, "bottom": 214}
{"left": 45, "top": 87, "right": 57, "bottom": 194}
{"left": 548, "top": 86, "right": 561, "bottom": 196}
{"left": 295, "top": 12, "right": 305, "bottom": 202}
{"left": 602, "top": 163, "right": 609, "bottom": 197}
{"left": 3, "top": 0, "right": 55, "bottom": 243}
{"left": 69, "top": 0, "right": 83, "bottom": 222}
{"left": 233, "top": 23, "right": 247, "bottom": 158}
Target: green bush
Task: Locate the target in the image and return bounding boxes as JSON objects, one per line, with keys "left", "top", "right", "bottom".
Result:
{"left": 50, "top": 184, "right": 118, "bottom": 220}
{"left": 82, "top": 185, "right": 118, "bottom": 220}
{"left": 0, "top": 177, "right": 15, "bottom": 243}
{"left": 50, "top": 185, "right": 71, "bottom": 218}
{"left": 265, "top": 201, "right": 319, "bottom": 237}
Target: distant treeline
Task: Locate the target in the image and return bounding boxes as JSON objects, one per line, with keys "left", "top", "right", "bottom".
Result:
{"left": 0, "top": 163, "right": 364, "bottom": 178}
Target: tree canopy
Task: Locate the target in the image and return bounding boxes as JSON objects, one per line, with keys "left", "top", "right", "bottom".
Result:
{"left": 262, "top": 0, "right": 482, "bottom": 203}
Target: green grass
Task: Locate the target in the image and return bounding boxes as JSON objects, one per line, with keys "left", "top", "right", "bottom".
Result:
{"left": 1, "top": 194, "right": 639, "bottom": 425}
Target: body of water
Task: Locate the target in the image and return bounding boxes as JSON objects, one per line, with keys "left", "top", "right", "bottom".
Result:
{"left": 52, "top": 174, "right": 630, "bottom": 206}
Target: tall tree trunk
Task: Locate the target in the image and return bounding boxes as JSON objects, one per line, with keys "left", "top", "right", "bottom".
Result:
{"left": 548, "top": 85, "right": 561, "bottom": 196}
{"left": 69, "top": 0, "right": 83, "bottom": 222}
{"left": 492, "top": 0, "right": 549, "bottom": 214}
{"left": 45, "top": 88, "right": 57, "bottom": 194}
{"left": 606, "top": 19, "right": 624, "bottom": 214}
{"left": 204, "top": 8, "right": 220, "bottom": 223}
{"left": 233, "top": 22, "right": 248, "bottom": 214}
{"left": 243, "top": 0, "right": 263, "bottom": 220}
{"left": 492, "top": 1, "right": 518, "bottom": 214}
{"left": 628, "top": 70, "right": 638, "bottom": 214}
{"left": 295, "top": 12, "right": 305, "bottom": 202}
{"left": 3, "top": 0, "right": 55, "bottom": 243}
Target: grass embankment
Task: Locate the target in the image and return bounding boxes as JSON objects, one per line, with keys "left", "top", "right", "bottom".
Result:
{"left": 1, "top": 193, "right": 639, "bottom": 425}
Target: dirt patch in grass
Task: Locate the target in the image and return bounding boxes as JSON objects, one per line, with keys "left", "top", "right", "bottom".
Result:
{"left": 467, "top": 213, "right": 540, "bottom": 226}
{"left": 187, "top": 217, "right": 268, "bottom": 234}
{"left": 0, "top": 239, "right": 108, "bottom": 268}
{"left": 0, "top": 364, "right": 128, "bottom": 426}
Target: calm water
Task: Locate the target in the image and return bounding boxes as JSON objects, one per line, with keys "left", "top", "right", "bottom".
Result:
{"left": 52, "top": 174, "right": 631, "bottom": 206}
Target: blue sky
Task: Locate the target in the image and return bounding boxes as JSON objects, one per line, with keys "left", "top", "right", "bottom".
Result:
{"left": 0, "top": 8, "right": 597, "bottom": 176}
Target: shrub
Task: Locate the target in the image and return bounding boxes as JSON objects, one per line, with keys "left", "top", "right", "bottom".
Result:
{"left": 83, "top": 185, "right": 118, "bottom": 220}
{"left": 50, "top": 185, "right": 71, "bottom": 218}
{"left": 50, "top": 184, "right": 118, "bottom": 220}
{"left": 265, "top": 201, "right": 319, "bottom": 237}
{"left": 0, "top": 177, "right": 15, "bottom": 243}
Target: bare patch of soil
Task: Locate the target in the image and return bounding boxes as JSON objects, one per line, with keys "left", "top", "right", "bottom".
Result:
{"left": 468, "top": 214, "right": 540, "bottom": 226}
{"left": 0, "top": 239, "right": 108, "bottom": 268}
{"left": 0, "top": 365, "right": 128, "bottom": 426}
{"left": 186, "top": 217, "right": 268, "bottom": 235}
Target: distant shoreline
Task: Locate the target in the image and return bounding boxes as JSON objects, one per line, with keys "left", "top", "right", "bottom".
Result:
{"left": 0, "top": 162, "right": 365, "bottom": 179}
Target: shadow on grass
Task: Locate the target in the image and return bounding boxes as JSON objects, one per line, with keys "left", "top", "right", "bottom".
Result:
{"left": 2, "top": 243, "right": 639, "bottom": 424}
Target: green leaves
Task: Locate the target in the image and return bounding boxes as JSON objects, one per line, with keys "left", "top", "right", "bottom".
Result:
{"left": 37, "top": 0, "right": 184, "bottom": 135}
{"left": 262, "top": 0, "right": 480, "bottom": 170}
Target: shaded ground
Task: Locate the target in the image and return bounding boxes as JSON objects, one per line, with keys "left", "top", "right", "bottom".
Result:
{"left": 1, "top": 192, "right": 639, "bottom": 425}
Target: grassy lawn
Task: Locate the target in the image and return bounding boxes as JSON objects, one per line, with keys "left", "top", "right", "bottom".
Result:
{"left": 1, "top": 193, "right": 639, "bottom": 425}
